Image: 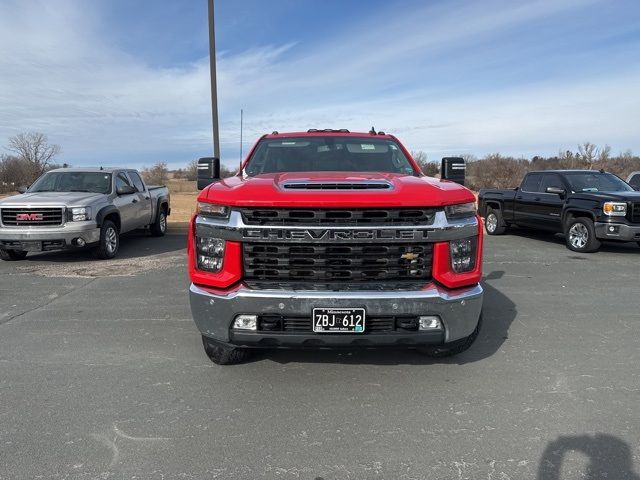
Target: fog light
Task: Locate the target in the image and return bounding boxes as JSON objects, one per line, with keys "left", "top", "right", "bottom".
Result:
{"left": 232, "top": 315, "right": 257, "bottom": 331}
{"left": 197, "top": 254, "right": 222, "bottom": 271}
{"left": 76, "top": 238, "right": 86, "bottom": 247}
{"left": 419, "top": 315, "right": 443, "bottom": 331}
{"left": 607, "top": 225, "right": 620, "bottom": 235}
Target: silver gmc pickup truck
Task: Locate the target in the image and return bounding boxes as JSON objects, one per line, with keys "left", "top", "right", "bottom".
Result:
{"left": 0, "top": 167, "right": 170, "bottom": 260}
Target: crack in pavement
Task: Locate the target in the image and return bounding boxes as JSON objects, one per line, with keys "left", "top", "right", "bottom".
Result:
{"left": 0, "top": 277, "right": 98, "bottom": 327}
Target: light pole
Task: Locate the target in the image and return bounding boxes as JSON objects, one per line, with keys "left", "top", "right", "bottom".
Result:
{"left": 207, "top": 0, "right": 220, "bottom": 160}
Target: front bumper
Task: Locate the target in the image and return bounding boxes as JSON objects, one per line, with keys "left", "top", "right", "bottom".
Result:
{"left": 190, "top": 282, "right": 483, "bottom": 348}
{"left": 595, "top": 222, "right": 640, "bottom": 242}
{"left": 0, "top": 222, "right": 101, "bottom": 250}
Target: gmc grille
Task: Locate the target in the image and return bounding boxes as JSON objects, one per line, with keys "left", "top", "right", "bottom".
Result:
{"left": 243, "top": 243, "right": 433, "bottom": 282}
{"left": 258, "top": 314, "right": 420, "bottom": 333}
{"left": 0, "top": 207, "right": 64, "bottom": 226}
{"left": 239, "top": 208, "right": 436, "bottom": 226}
{"left": 631, "top": 203, "right": 640, "bottom": 224}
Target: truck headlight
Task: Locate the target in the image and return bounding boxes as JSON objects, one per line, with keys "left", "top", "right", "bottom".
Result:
{"left": 450, "top": 236, "right": 477, "bottom": 273}
{"left": 196, "top": 202, "right": 229, "bottom": 218}
{"left": 445, "top": 202, "right": 476, "bottom": 220}
{"left": 196, "top": 236, "right": 225, "bottom": 272}
{"left": 69, "top": 207, "right": 91, "bottom": 221}
{"left": 603, "top": 202, "right": 626, "bottom": 217}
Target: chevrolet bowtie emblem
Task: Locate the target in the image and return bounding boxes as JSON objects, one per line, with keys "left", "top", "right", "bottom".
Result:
{"left": 401, "top": 252, "right": 419, "bottom": 260}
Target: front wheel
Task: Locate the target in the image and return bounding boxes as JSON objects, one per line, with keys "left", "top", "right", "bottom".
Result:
{"left": 0, "top": 249, "right": 28, "bottom": 261}
{"left": 93, "top": 220, "right": 119, "bottom": 259}
{"left": 417, "top": 314, "right": 482, "bottom": 358}
{"left": 565, "top": 217, "right": 600, "bottom": 253}
{"left": 484, "top": 208, "right": 507, "bottom": 235}
{"left": 202, "top": 336, "right": 252, "bottom": 365}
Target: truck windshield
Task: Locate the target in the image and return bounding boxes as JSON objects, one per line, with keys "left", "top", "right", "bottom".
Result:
{"left": 29, "top": 172, "right": 112, "bottom": 194}
{"left": 244, "top": 137, "right": 417, "bottom": 176}
{"left": 564, "top": 172, "right": 633, "bottom": 193}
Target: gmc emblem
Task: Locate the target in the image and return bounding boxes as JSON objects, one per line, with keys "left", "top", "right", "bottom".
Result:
{"left": 16, "top": 213, "right": 43, "bottom": 221}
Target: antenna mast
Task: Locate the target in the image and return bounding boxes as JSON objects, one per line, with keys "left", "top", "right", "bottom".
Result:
{"left": 239, "top": 109, "right": 243, "bottom": 173}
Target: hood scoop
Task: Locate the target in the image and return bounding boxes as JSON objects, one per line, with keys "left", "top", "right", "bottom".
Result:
{"left": 282, "top": 181, "right": 392, "bottom": 191}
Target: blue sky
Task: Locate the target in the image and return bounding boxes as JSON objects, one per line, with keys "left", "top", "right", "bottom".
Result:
{"left": 1, "top": 0, "right": 639, "bottom": 170}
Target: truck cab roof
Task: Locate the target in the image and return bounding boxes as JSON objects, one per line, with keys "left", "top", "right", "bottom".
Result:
{"left": 47, "top": 167, "right": 130, "bottom": 174}
{"left": 263, "top": 130, "right": 396, "bottom": 140}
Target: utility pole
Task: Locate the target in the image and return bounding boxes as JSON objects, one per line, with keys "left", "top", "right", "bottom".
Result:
{"left": 207, "top": 0, "right": 220, "bottom": 159}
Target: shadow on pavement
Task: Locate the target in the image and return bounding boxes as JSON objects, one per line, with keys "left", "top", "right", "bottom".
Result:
{"left": 506, "top": 227, "right": 640, "bottom": 254}
{"left": 23, "top": 230, "right": 187, "bottom": 263}
{"left": 538, "top": 434, "right": 640, "bottom": 480}
{"left": 264, "top": 274, "right": 516, "bottom": 365}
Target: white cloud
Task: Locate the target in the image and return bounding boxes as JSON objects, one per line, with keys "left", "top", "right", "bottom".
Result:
{"left": 0, "top": 0, "right": 638, "bottom": 169}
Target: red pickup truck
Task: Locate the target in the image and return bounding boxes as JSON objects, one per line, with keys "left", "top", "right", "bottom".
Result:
{"left": 188, "top": 130, "right": 483, "bottom": 364}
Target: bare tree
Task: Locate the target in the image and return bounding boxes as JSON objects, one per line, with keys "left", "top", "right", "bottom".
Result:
{"left": 6, "top": 132, "right": 61, "bottom": 175}
{"left": 578, "top": 142, "right": 597, "bottom": 169}
{"left": 186, "top": 159, "right": 198, "bottom": 181}
{"left": 141, "top": 162, "right": 169, "bottom": 185}
{"left": 597, "top": 144, "right": 611, "bottom": 163}
{"left": 411, "top": 150, "right": 438, "bottom": 176}
{"left": 0, "top": 155, "right": 34, "bottom": 193}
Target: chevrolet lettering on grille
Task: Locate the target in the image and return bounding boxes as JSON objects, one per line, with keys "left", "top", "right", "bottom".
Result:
{"left": 242, "top": 228, "right": 429, "bottom": 242}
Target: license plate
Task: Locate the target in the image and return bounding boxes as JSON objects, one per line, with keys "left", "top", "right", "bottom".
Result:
{"left": 312, "top": 308, "right": 365, "bottom": 333}
{"left": 20, "top": 241, "right": 42, "bottom": 252}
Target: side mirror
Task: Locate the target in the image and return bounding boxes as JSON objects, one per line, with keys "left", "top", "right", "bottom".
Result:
{"left": 546, "top": 186, "right": 565, "bottom": 196}
{"left": 17, "top": 186, "right": 28, "bottom": 194}
{"left": 441, "top": 157, "right": 465, "bottom": 185}
{"left": 197, "top": 157, "right": 220, "bottom": 190}
{"left": 116, "top": 185, "right": 136, "bottom": 195}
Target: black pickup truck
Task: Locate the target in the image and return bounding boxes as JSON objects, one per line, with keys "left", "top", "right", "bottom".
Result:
{"left": 478, "top": 170, "right": 640, "bottom": 253}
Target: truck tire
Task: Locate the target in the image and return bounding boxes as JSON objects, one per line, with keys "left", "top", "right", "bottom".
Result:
{"left": 93, "top": 220, "right": 119, "bottom": 259}
{"left": 565, "top": 217, "right": 600, "bottom": 253}
{"left": 484, "top": 207, "right": 507, "bottom": 235}
{"left": 417, "top": 314, "right": 482, "bottom": 358}
{"left": 202, "top": 336, "right": 252, "bottom": 365}
{"left": 150, "top": 206, "right": 167, "bottom": 237}
{"left": 0, "top": 249, "right": 28, "bottom": 261}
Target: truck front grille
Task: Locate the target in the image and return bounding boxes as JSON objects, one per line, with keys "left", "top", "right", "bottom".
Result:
{"left": 258, "top": 314, "right": 419, "bottom": 333}
{"left": 630, "top": 203, "right": 640, "bottom": 224}
{"left": 0, "top": 207, "right": 64, "bottom": 226}
{"left": 239, "top": 208, "right": 436, "bottom": 226}
{"left": 243, "top": 243, "right": 432, "bottom": 282}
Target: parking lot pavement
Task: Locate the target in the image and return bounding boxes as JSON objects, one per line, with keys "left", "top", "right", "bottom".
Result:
{"left": 0, "top": 231, "right": 639, "bottom": 479}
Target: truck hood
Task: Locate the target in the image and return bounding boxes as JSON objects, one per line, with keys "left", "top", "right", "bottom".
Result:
{"left": 200, "top": 172, "right": 475, "bottom": 208}
{"left": 0, "top": 191, "right": 106, "bottom": 206}
{"left": 571, "top": 191, "right": 640, "bottom": 202}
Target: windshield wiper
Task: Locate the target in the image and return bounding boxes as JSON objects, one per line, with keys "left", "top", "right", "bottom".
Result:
{"left": 67, "top": 189, "right": 91, "bottom": 192}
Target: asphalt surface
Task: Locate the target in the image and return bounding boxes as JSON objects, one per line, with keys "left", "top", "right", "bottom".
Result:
{"left": 0, "top": 229, "right": 639, "bottom": 479}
